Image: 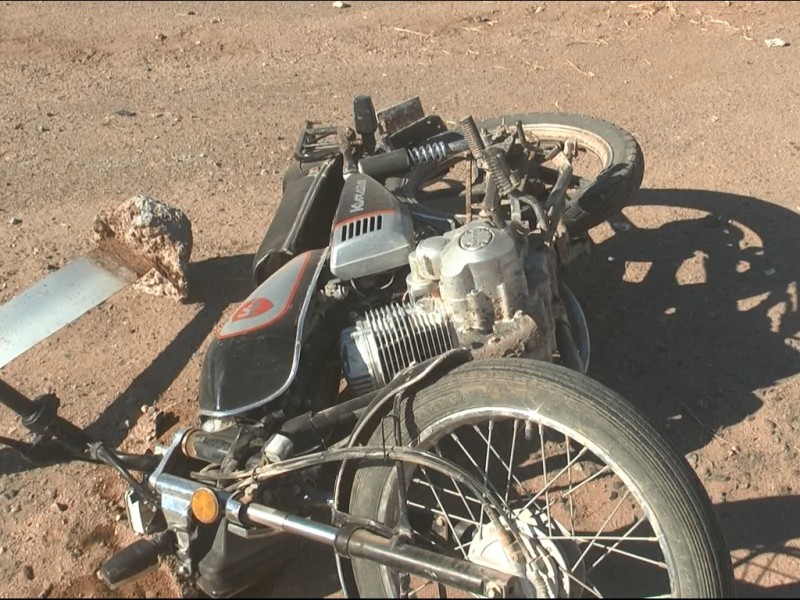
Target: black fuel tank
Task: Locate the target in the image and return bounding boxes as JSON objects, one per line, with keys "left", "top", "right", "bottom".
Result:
{"left": 199, "top": 249, "right": 327, "bottom": 418}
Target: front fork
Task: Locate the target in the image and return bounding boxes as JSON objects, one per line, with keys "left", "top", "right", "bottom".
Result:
{"left": 115, "top": 427, "right": 529, "bottom": 598}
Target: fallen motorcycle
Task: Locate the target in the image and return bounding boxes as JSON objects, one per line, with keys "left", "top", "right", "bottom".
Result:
{"left": 0, "top": 95, "right": 735, "bottom": 598}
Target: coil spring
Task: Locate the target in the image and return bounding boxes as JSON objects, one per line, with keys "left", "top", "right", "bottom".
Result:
{"left": 460, "top": 116, "right": 515, "bottom": 196}
{"left": 409, "top": 141, "right": 449, "bottom": 165}
{"left": 459, "top": 116, "right": 486, "bottom": 156}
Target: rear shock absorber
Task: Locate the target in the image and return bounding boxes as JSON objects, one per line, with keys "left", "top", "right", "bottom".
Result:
{"left": 407, "top": 139, "right": 469, "bottom": 165}
{"left": 459, "top": 116, "right": 516, "bottom": 196}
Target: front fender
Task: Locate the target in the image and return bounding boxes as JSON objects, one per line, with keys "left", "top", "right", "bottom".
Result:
{"left": 331, "top": 349, "right": 472, "bottom": 598}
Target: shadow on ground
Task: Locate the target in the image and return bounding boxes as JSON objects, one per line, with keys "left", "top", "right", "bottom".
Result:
{"left": 717, "top": 495, "right": 800, "bottom": 598}
{"left": 84, "top": 253, "right": 256, "bottom": 444}
{"left": 2, "top": 189, "right": 799, "bottom": 597}
{"left": 0, "top": 253, "right": 255, "bottom": 474}
{"left": 566, "top": 188, "right": 800, "bottom": 454}
{"left": 267, "top": 187, "right": 800, "bottom": 598}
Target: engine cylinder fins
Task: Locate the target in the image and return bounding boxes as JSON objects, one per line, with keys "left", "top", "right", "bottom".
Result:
{"left": 340, "top": 301, "right": 456, "bottom": 395}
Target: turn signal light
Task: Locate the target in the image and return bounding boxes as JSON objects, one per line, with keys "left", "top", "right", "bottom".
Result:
{"left": 190, "top": 487, "right": 220, "bottom": 524}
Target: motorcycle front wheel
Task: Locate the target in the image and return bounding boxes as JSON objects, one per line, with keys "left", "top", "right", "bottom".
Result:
{"left": 347, "top": 359, "right": 734, "bottom": 598}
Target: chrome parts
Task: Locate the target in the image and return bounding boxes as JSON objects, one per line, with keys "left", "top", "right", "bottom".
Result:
{"left": 340, "top": 301, "right": 456, "bottom": 395}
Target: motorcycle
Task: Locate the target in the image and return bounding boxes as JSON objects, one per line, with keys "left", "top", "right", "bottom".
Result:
{"left": 0, "top": 95, "right": 735, "bottom": 598}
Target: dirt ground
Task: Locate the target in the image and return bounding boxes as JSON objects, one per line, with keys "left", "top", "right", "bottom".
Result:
{"left": 0, "top": 0, "right": 799, "bottom": 597}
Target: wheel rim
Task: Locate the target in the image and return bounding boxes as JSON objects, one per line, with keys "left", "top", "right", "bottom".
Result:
{"left": 371, "top": 407, "right": 677, "bottom": 598}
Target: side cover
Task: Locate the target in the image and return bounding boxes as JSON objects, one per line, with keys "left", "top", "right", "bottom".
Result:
{"left": 252, "top": 156, "right": 342, "bottom": 285}
{"left": 200, "top": 249, "right": 328, "bottom": 418}
{"left": 329, "top": 172, "right": 414, "bottom": 281}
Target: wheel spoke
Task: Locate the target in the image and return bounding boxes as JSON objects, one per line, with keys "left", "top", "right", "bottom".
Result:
{"left": 479, "top": 420, "right": 494, "bottom": 528}
{"left": 558, "top": 566, "right": 605, "bottom": 598}
{"left": 566, "top": 435, "right": 575, "bottom": 535}
{"left": 428, "top": 444, "right": 478, "bottom": 521}
{"left": 449, "top": 432, "right": 508, "bottom": 512}
{"left": 505, "top": 420, "right": 520, "bottom": 503}
{"left": 410, "top": 477, "right": 482, "bottom": 510}
{"left": 408, "top": 579, "right": 433, "bottom": 598}
{"left": 418, "top": 468, "right": 470, "bottom": 557}
{"left": 587, "top": 516, "right": 655, "bottom": 573}
{"left": 471, "top": 423, "right": 525, "bottom": 497}
{"left": 531, "top": 534, "right": 659, "bottom": 542}
{"left": 570, "top": 489, "right": 632, "bottom": 573}
{"left": 588, "top": 540, "right": 669, "bottom": 570}
{"left": 546, "top": 464, "right": 612, "bottom": 510}
{"left": 538, "top": 422, "right": 554, "bottom": 537}
{"left": 518, "top": 445, "right": 590, "bottom": 512}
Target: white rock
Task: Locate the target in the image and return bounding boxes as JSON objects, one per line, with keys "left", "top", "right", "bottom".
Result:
{"left": 764, "top": 38, "right": 789, "bottom": 48}
{"left": 332, "top": 0, "right": 350, "bottom": 7}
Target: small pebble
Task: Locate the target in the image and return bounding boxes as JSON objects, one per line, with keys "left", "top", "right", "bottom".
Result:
{"left": 115, "top": 108, "right": 137, "bottom": 117}
{"left": 156, "top": 33, "right": 166, "bottom": 42}
{"left": 607, "top": 256, "right": 615, "bottom": 262}
{"left": 332, "top": 0, "right": 351, "bottom": 7}
{"left": 764, "top": 268, "right": 776, "bottom": 276}
{"left": 8, "top": 217, "right": 21, "bottom": 225}
{"left": 23, "top": 565, "right": 34, "bottom": 581}
{"left": 711, "top": 115, "right": 719, "bottom": 123}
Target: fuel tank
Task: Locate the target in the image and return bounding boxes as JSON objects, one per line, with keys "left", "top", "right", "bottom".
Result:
{"left": 199, "top": 249, "right": 328, "bottom": 418}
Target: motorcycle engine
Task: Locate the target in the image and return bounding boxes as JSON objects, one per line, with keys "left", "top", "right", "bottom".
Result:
{"left": 340, "top": 219, "right": 561, "bottom": 395}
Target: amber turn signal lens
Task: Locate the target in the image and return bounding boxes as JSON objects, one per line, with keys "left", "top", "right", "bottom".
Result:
{"left": 190, "top": 487, "right": 220, "bottom": 524}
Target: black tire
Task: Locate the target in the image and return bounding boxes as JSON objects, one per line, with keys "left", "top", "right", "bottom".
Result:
{"left": 404, "top": 113, "right": 644, "bottom": 235}
{"left": 348, "top": 359, "right": 734, "bottom": 598}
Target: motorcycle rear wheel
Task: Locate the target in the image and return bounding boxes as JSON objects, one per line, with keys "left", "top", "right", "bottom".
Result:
{"left": 347, "top": 359, "right": 734, "bottom": 598}
{"left": 404, "top": 113, "right": 644, "bottom": 235}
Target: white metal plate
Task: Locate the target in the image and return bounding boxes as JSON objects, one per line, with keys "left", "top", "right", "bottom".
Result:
{"left": 0, "top": 249, "right": 139, "bottom": 368}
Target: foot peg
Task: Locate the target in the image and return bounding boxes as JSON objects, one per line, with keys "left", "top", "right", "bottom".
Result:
{"left": 98, "top": 532, "right": 174, "bottom": 589}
